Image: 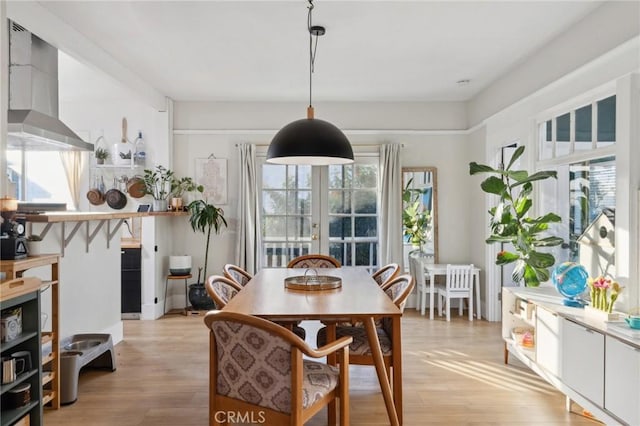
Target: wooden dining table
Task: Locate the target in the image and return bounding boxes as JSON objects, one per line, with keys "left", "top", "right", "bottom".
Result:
{"left": 222, "top": 267, "right": 404, "bottom": 426}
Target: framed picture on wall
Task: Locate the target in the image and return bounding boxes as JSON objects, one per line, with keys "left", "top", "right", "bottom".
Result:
{"left": 195, "top": 158, "right": 228, "bottom": 205}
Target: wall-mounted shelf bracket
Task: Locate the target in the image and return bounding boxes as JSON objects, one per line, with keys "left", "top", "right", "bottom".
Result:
{"left": 86, "top": 220, "right": 106, "bottom": 253}
{"left": 61, "top": 222, "right": 83, "bottom": 257}
{"left": 107, "top": 219, "right": 125, "bottom": 248}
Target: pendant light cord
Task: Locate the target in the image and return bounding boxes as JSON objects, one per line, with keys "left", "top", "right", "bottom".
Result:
{"left": 307, "top": 0, "right": 319, "bottom": 109}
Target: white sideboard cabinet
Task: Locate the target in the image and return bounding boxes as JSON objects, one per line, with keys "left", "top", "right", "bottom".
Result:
{"left": 503, "top": 286, "right": 640, "bottom": 425}
{"left": 605, "top": 335, "right": 640, "bottom": 425}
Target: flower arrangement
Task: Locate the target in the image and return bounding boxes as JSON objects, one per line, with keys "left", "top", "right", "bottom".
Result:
{"left": 588, "top": 276, "right": 623, "bottom": 313}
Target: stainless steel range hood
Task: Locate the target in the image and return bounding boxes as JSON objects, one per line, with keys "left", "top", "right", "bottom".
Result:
{"left": 7, "top": 20, "right": 93, "bottom": 151}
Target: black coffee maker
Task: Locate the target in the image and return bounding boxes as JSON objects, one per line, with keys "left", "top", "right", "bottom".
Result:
{"left": 1, "top": 197, "right": 27, "bottom": 260}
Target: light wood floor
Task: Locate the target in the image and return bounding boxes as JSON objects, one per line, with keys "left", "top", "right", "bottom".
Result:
{"left": 43, "top": 311, "right": 598, "bottom": 425}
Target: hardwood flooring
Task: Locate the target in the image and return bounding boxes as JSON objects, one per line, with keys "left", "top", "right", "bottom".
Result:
{"left": 44, "top": 311, "right": 598, "bottom": 425}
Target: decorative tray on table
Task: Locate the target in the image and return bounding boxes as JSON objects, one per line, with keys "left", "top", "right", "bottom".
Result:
{"left": 284, "top": 269, "right": 342, "bottom": 291}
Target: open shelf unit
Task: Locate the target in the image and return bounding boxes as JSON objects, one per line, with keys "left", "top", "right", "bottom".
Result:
{"left": 1, "top": 254, "right": 60, "bottom": 415}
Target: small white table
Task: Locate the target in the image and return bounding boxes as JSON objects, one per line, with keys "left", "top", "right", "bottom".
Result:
{"left": 424, "top": 263, "right": 481, "bottom": 320}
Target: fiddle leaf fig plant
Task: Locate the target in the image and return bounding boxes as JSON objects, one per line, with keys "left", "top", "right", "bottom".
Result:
{"left": 469, "top": 146, "right": 564, "bottom": 287}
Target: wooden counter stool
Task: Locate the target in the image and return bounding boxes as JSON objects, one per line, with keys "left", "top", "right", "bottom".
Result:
{"left": 164, "top": 274, "right": 192, "bottom": 315}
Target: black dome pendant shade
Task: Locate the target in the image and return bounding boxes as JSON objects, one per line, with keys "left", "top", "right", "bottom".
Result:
{"left": 266, "top": 0, "right": 354, "bottom": 166}
{"left": 267, "top": 108, "right": 354, "bottom": 165}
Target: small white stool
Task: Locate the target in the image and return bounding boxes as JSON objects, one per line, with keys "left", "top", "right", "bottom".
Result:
{"left": 164, "top": 274, "right": 192, "bottom": 315}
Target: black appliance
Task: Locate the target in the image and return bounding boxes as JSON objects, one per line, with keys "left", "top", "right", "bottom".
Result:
{"left": 121, "top": 248, "right": 142, "bottom": 316}
{"left": 1, "top": 209, "right": 27, "bottom": 260}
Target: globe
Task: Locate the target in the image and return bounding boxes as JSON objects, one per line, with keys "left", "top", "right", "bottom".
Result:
{"left": 551, "top": 262, "right": 589, "bottom": 307}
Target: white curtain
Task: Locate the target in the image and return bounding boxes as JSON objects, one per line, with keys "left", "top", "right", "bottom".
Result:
{"left": 379, "top": 144, "right": 403, "bottom": 267}
{"left": 60, "top": 151, "right": 86, "bottom": 210}
{"left": 235, "top": 144, "right": 261, "bottom": 274}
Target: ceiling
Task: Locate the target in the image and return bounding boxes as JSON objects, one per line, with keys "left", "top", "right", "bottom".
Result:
{"left": 37, "top": 1, "right": 604, "bottom": 103}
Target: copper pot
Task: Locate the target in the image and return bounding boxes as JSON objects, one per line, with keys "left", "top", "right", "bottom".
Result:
{"left": 127, "top": 176, "right": 146, "bottom": 199}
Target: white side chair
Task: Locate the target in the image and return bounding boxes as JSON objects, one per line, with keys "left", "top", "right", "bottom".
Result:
{"left": 436, "top": 264, "right": 474, "bottom": 322}
{"left": 409, "top": 255, "right": 435, "bottom": 316}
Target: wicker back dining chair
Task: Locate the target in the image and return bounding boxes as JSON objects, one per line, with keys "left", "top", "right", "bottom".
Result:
{"left": 205, "top": 275, "right": 243, "bottom": 309}
{"left": 317, "top": 274, "right": 415, "bottom": 380}
{"left": 205, "top": 310, "right": 352, "bottom": 426}
{"left": 287, "top": 254, "right": 341, "bottom": 269}
{"left": 371, "top": 263, "right": 400, "bottom": 288}
{"left": 223, "top": 263, "right": 252, "bottom": 287}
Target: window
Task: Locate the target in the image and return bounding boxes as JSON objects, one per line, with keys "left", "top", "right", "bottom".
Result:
{"left": 259, "top": 156, "right": 379, "bottom": 270}
{"left": 6, "top": 150, "right": 73, "bottom": 206}
{"left": 568, "top": 157, "right": 616, "bottom": 261}
{"left": 539, "top": 95, "right": 616, "bottom": 160}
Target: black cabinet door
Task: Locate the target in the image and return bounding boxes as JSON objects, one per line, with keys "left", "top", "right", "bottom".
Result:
{"left": 121, "top": 249, "right": 141, "bottom": 313}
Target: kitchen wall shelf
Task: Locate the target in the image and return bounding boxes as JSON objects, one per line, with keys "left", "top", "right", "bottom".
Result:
{"left": 1, "top": 255, "right": 61, "bottom": 411}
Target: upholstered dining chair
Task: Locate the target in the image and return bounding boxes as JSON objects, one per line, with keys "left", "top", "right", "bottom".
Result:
{"left": 287, "top": 254, "right": 341, "bottom": 269}
{"left": 223, "top": 263, "right": 252, "bottom": 287}
{"left": 207, "top": 275, "right": 307, "bottom": 340}
{"left": 408, "top": 255, "right": 436, "bottom": 316}
{"left": 205, "top": 275, "right": 243, "bottom": 309}
{"left": 435, "top": 264, "right": 474, "bottom": 322}
{"left": 371, "top": 263, "right": 400, "bottom": 288}
{"left": 316, "top": 274, "right": 415, "bottom": 381}
{"left": 204, "top": 310, "right": 352, "bottom": 426}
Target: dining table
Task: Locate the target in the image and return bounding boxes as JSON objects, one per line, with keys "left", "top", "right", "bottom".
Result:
{"left": 222, "top": 267, "right": 404, "bottom": 426}
{"left": 424, "top": 263, "right": 482, "bottom": 320}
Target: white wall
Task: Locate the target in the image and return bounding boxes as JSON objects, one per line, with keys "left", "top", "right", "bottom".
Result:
{"left": 25, "top": 223, "right": 123, "bottom": 344}
{"left": 171, "top": 101, "right": 471, "bottom": 286}
{"left": 468, "top": 1, "right": 640, "bottom": 127}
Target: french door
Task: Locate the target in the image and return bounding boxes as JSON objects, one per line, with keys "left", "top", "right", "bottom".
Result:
{"left": 259, "top": 156, "right": 379, "bottom": 270}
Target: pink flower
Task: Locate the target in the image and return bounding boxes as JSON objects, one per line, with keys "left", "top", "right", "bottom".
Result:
{"left": 592, "top": 276, "right": 611, "bottom": 289}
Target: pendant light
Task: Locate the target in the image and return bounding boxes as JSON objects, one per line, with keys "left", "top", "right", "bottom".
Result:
{"left": 266, "top": 0, "right": 354, "bottom": 165}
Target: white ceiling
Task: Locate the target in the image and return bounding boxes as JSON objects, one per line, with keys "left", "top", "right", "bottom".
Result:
{"left": 38, "top": 1, "right": 604, "bottom": 103}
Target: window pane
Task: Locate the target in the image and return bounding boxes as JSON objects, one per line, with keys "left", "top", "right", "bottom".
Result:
{"left": 287, "top": 165, "right": 311, "bottom": 189}
{"left": 568, "top": 157, "right": 616, "bottom": 263}
{"left": 287, "top": 216, "right": 311, "bottom": 240}
{"left": 328, "top": 190, "right": 351, "bottom": 214}
{"left": 354, "top": 190, "right": 377, "bottom": 214}
{"left": 597, "top": 95, "right": 616, "bottom": 145}
{"left": 262, "top": 191, "right": 285, "bottom": 214}
{"left": 355, "top": 242, "right": 377, "bottom": 267}
{"left": 6, "top": 151, "right": 74, "bottom": 205}
{"left": 354, "top": 164, "right": 377, "bottom": 189}
{"left": 286, "top": 190, "right": 311, "bottom": 215}
{"left": 263, "top": 216, "right": 286, "bottom": 239}
{"left": 330, "top": 242, "right": 351, "bottom": 266}
{"left": 329, "top": 216, "right": 351, "bottom": 238}
{"left": 556, "top": 113, "right": 571, "bottom": 156}
{"left": 355, "top": 217, "right": 377, "bottom": 237}
{"left": 262, "top": 164, "right": 286, "bottom": 189}
{"left": 539, "top": 121, "right": 553, "bottom": 160}
{"left": 574, "top": 104, "right": 592, "bottom": 150}
{"left": 329, "top": 165, "right": 352, "bottom": 189}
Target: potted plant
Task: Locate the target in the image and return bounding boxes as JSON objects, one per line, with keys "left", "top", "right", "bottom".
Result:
{"left": 26, "top": 234, "right": 43, "bottom": 256}
{"left": 187, "top": 199, "right": 228, "bottom": 309}
{"left": 142, "top": 165, "right": 174, "bottom": 212}
{"left": 469, "top": 146, "right": 564, "bottom": 287}
{"left": 94, "top": 147, "right": 109, "bottom": 165}
{"left": 170, "top": 176, "right": 204, "bottom": 211}
{"left": 402, "top": 178, "right": 431, "bottom": 255}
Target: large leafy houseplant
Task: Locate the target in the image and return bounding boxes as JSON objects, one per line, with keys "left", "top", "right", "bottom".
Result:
{"left": 187, "top": 199, "right": 228, "bottom": 286}
{"left": 469, "top": 146, "right": 564, "bottom": 287}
